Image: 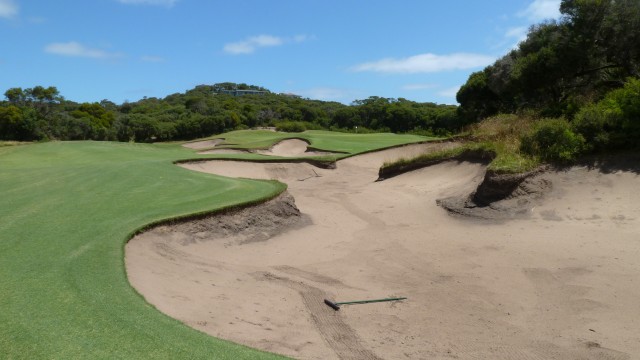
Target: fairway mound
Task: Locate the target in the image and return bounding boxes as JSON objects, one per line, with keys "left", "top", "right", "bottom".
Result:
{"left": 256, "top": 138, "right": 340, "bottom": 157}
{"left": 182, "top": 138, "right": 224, "bottom": 150}
{"left": 127, "top": 143, "right": 640, "bottom": 360}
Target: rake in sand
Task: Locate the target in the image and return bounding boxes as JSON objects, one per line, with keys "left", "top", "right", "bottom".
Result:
{"left": 324, "top": 297, "right": 407, "bottom": 311}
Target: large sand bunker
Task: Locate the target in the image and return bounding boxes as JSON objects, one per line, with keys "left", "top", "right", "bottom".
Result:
{"left": 127, "top": 145, "right": 640, "bottom": 360}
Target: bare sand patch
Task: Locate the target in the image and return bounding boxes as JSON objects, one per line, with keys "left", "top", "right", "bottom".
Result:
{"left": 127, "top": 144, "right": 639, "bottom": 360}
{"left": 256, "top": 139, "right": 340, "bottom": 157}
{"left": 182, "top": 138, "right": 224, "bottom": 150}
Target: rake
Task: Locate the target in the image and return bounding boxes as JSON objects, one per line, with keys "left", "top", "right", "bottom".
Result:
{"left": 324, "top": 297, "right": 407, "bottom": 311}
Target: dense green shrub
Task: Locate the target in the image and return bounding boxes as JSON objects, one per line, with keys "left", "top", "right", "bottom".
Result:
{"left": 521, "top": 118, "right": 585, "bottom": 162}
{"left": 274, "top": 120, "right": 322, "bottom": 132}
{"left": 573, "top": 78, "right": 640, "bottom": 150}
{"left": 571, "top": 104, "right": 616, "bottom": 151}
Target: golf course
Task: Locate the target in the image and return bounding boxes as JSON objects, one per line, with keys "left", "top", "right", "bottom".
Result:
{"left": 125, "top": 132, "right": 639, "bottom": 360}
{"left": 0, "top": 131, "right": 432, "bottom": 359}
{"left": 2, "top": 129, "right": 640, "bottom": 359}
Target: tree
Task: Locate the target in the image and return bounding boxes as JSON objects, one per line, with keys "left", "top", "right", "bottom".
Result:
{"left": 457, "top": 0, "right": 640, "bottom": 121}
{"left": 5, "top": 88, "right": 26, "bottom": 105}
{"left": 457, "top": 71, "right": 501, "bottom": 121}
{"left": 0, "top": 105, "right": 28, "bottom": 140}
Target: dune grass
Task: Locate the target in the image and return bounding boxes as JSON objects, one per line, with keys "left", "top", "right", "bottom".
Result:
{"left": 0, "top": 131, "right": 433, "bottom": 359}
{"left": 381, "top": 115, "right": 540, "bottom": 176}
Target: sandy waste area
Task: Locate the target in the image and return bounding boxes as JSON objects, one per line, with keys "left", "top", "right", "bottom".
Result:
{"left": 127, "top": 141, "right": 640, "bottom": 360}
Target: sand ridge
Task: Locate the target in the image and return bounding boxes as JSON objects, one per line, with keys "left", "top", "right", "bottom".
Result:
{"left": 126, "top": 144, "right": 640, "bottom": 360}
{"left": 256, "top": 138, "right": 341, "bottom": 157}
{"left": 188, "top": 138, "right": 342, "bottom": 157}
{"left": 182, "top": 138, "right": 224, "bottom": 150}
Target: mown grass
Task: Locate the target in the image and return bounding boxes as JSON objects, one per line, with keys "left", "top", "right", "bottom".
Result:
{"left": 0, "top": 141, "right": 287, "bottom": 359}
{"left": 190, "top": 129, "right": 435, "bottom": 159}
{"left": 0, "top": 130, "right": 433, "bottom": 359}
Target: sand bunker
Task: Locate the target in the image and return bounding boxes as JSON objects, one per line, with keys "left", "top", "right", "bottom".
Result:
{"left": 198, "top": 149, "right": 250, "bottom": 155}
{"left": 256, "top": 139, "right": 340, "bottom": 157}
{"left": 127, "top": 145, "right": 640, "bottom": 360}
{"left": 182, "top": 138, "right": 224, "bottom": 150}
{"left": 189, "top": 138, "right": 342, "bottom": 157}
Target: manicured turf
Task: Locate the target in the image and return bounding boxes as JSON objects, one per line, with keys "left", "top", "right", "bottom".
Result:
{"left": 0, "top": 131, "right": 433, "bottom": 359}
{"left": 193, "top": 129, "right": 435, "bottom": 159}
{"left": 0, "top": 141, "right": 286, "bottom": 359}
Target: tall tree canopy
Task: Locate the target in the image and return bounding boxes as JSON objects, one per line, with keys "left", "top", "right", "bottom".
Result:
{"left": 457, "top": 0, "right": 640, "bottom": 120}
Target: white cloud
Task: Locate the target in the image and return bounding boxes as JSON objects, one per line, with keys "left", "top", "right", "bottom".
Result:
{"left": 223, "top": 34, "right": 309, "bottom": 55}
{"left": 44, "top": 42, "right": 123, "bottom": 59}
{"left": 519, "top": 0, "right": 561, "bottom": 21}
{"left": 351, "top": 53, "right": 495, "bottom": 74}
{"left": 506, "top": 26, "right": 528, "bottom": 41}
{"left": 117, "top": 0, "right": 178, "bottom": 7}
{"left": 402, "top": 83, "right": 437, "bottom": 91}
{"left": 504, "top": 26, "right": 529, "bottom": 49}
{"left": 0, "top": 0, "right": 18, "bottom": 18}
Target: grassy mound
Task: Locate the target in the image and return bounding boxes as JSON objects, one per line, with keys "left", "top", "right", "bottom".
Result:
{"left": 380, "top": 115, "right": 540, "bottom": 178}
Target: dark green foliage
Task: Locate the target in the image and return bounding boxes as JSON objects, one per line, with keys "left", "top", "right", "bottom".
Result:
{"left": 521, "top": 118, "right": 585, "bottom": 162}
{"left": 458, "top": 0, "right": 640, "bottom": 121}
{"left": 1, "top": 82, "right": 461, "bottom": 142}
{"left": 456, "top": 71, "right": 502, "bottom": 122}
{"left": 0, "top": 105, "right": 28, "bottom": 140}
{"left": 573, "top": 77, "right": 640, "bottom": 150}
{"left": 275, "top": 120, "right": 323, "bottom": 132}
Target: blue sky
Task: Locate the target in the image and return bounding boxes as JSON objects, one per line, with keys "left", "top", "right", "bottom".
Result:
{"left": 0, "top": 0, "right": 561, "bottom": 105}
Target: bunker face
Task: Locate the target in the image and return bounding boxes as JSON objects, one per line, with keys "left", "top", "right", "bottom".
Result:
{"left": 181, "top": 138, "right": 224, "bottom": 150}
{"left": 126, "top": 145, "right": 640, "bottom": 360}
{"left": 256, "top": 139, "right": 340, "bottom": 157}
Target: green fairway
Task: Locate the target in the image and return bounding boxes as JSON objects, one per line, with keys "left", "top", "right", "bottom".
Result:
{"left": 0, "top": 131, "right": 433, "bottom": 359}
{"left": 192, "top": 129, "right": 434, "bottom": 157}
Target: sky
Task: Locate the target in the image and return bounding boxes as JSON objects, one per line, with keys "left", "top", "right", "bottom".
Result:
{"left": 0, "top": 0, "right": 562, "bottom": 105}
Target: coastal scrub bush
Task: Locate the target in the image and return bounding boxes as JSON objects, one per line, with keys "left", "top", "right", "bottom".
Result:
{"left": 573, "top": 78, "right": 640, "bottom": 151}
{"left": 520, "top": 118, "right": 585, "bottom": 163}
{"left": 275, "top": 120, "right": 322, "bottom": 132}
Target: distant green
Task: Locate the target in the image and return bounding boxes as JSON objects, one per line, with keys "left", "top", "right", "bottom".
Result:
{"left": 192, "top": 129, "right": 434, "bottom": 159}
{"left": 0, "top": 131, "right": 432, "bottom": 359}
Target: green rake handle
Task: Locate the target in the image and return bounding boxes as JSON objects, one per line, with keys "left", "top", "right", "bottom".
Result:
{"left": 324, "top": 297, "right": 407, "bottom": 310}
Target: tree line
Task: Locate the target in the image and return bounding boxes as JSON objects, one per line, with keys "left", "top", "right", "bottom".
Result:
{"left": 457, "top": 0, "right": 639, "bottom": 158}
{"left": 458, "top": 0, "right": 639, "bottom": 120}
{"left": 0, "top": 83, "right": 459, "bottom": 142}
